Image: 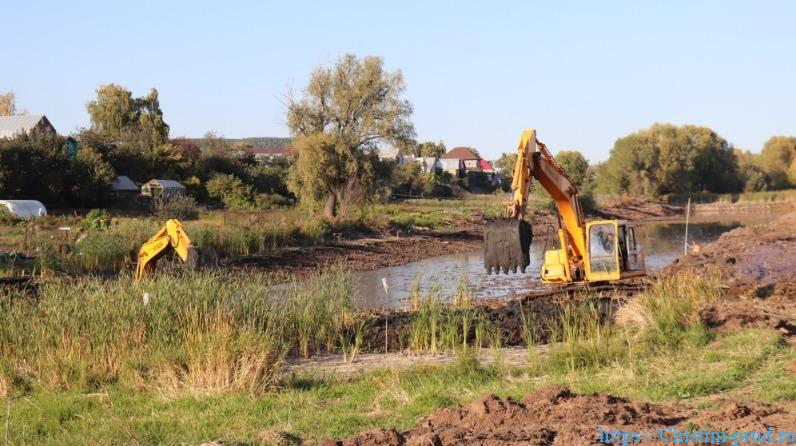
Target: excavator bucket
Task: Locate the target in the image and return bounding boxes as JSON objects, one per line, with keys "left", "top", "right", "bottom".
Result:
{"left": 484, "top": 219, "right": 533, "bottom": 274}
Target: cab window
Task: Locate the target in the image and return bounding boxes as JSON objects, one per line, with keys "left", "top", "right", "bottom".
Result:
{"left": 589, "top": 223, "right": 617, "bottom": 274}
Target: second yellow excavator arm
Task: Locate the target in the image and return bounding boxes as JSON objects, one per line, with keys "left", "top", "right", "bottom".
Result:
{"left": 135, "top": 219, "right": 196, "bottom": 281}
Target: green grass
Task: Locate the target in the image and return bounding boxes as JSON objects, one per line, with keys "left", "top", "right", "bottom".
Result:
{"left": 2, "top": 326, "right": 792, "bottom": 445}
{"left": 1, "top": 270, "right": 794, "bottom": 444}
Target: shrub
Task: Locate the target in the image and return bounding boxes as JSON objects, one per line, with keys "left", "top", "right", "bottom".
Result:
{"left": 0, "top": 206, "right": 21, "bottom": 225}
{"left": 84, "top": 209, "right": 112, "bottom": 229}
{"left": 152, "top": 195, "right": 199, "bottom": 220}
{"left": 206, "top": 174, "right": 255, "bottom": 210}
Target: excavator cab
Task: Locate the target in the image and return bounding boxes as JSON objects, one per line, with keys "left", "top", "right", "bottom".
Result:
{"left": 584, "top": 220, "right": 645, "bottom": 282}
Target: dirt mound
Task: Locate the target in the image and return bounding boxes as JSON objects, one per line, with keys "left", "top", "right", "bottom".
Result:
{"left": 664, "top": 213, "right": 796, "bottom": 292}
{"left": 329, "top": 385, "right": 796, "bottom": 445}
{"left": 664, "top": 213, "right": 796, "bottom": 336}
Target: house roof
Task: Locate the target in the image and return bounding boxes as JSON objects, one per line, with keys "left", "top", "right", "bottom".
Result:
{"left": 110, "top": 175, "right": 139, "bottom": 192}
{"left": 0, "top": 115, "right": 50, "bottom": 139}
{"left": 479, "top": 159, "right": 493, "bottom": 171}
{"left": 250, "top": 146, "right": 294, "bottom": 156}
{"left": 441, "top": 147, "right": 480, "bottom": 160}
{"left": 144, "top": 179, "right": 185, "bottom": 189}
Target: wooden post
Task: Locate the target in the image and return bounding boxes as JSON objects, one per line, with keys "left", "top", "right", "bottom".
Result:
{"left": 382, "top": 278, "right": 389, "bottom": 355}
{"left": 684, "top": 198, "right": 691, "bottom": 256}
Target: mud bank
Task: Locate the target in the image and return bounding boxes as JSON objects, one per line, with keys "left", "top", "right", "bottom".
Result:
{"left": 327, "top": 385, "right": 796, "bottom": 446}
{"left": 663, "top": 212, "right": 796, "bottom": 337}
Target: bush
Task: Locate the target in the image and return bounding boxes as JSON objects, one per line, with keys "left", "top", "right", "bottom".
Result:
{"left": 0, "top": 206, "right": 21, "bottom": 225}
{"left": 84, "top": 209, "right": 112, "bottom": 229}
{"left": 463, "top": 171, "right": 497, "bottom": 193}
{"left": 255, "top": 193, "right": 292, "bottom": 210}
{"left": 152, "top": 195, "right": 199, "bottom": 220}
{"left": 206, "top": 174, "right": 255, "bottom": 210}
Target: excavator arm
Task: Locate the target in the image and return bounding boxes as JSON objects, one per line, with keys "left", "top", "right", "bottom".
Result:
{"left": 484, "top": 129, "right": 587, "bottom": 280}
{"left": 135, "top": 219, "right": 199, "bottom": 281}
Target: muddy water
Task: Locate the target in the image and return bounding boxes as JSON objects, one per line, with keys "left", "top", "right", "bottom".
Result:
{"left": 353, "top": 220, "right": 756, "bottom": 308}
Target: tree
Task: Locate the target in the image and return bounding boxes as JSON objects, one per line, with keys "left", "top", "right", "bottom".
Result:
{"left": 494, "top": 152, "right": 517, "bottom": 176}
{"left": 555, "top": 150, "right": 590, "bottom": 189}
{"left": 206, "top": 174, "right": 255, "bottom": 210}
{"left": 71, "top": 147, "right": 116, "bottom": 204}
{"left": 0, "top": 92, "right": 15, "bottom": 116}
{"left": 760, "top": 136, "right": 796, "bottom": 189}
{"left": 86, "top": 84, "right": 169, "bottom": 146}
{"left": 286, "top": 54, "right": 414, "bottom": 218}
{"left": 415, "top": 140, "right": 447, "bottom": 157}
{"left": 599, "top": 123, "right": 741, "bottom": 197}
{"left": 0, "top": 132, "right": 70, "bottom": 204}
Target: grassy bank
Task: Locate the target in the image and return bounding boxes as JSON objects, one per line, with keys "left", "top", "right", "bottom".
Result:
{"left": 666, "top": 188, "right": 796, "bottom": 204}
{"left": 1, "top": 270, "right": 793, "bottom": 444}
{"left": 1, "top": 196, "right": 507, "bottom": 275}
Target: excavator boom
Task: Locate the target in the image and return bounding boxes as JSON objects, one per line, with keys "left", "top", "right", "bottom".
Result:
{"left": 135, "top": 219, "right": 201, "bottom": 280}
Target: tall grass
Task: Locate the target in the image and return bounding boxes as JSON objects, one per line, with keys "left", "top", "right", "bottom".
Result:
{"left": 34, "top": 216, "right": 331, "bottom": 275}
{"left": 406, "top": 274, "right": 493, "bottom": 354}
{"left": 615, "top": 269, "right": 722, "bottom": 351}
{"left": 0, "top": 269, "right": 359, "bottom": 395}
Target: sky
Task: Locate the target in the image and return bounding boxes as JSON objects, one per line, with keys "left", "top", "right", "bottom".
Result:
{"left": 2, "top": 0, "right": 795, "bottom": 162}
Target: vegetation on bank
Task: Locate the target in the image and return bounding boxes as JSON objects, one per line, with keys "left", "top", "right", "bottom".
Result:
{"left": 0, "top": 269, "right": 792, "bottom": 444}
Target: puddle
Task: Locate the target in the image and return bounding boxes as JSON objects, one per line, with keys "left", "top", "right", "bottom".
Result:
{"left": 353, "top": 220, "right": 756, "bottom": 308}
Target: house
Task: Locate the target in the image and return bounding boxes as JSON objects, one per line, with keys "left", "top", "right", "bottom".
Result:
{"left": 479, "top": 159, "right": 494, "bottom": 173}
{"left": 377, "top": 146, "right": 404, "bottom": 165}
{"left": 141, "top": 179, "right": 186, "bottom": 201}
{"left": 441, "top": 147, "right": 482, "bottom": 174}
{"left": 0, "top": 115, "right": 57, "bottom": 139}
{"left": 110, "top": 176, "right": 140, "bottom": 197}
{"left": 0, "top": 200, "right": 47, "bottom": 219}
{"left": 403, "top": 155, "right": 442, "bottom": 174}
{"left": 439, "top": 158, "right": 461, "bottom": 175}
{"left": 250, "top": 146, "right": 295, "bottom": 162}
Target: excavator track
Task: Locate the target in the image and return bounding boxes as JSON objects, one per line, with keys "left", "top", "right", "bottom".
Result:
{"left": 522, "top": 278, "right": 651, "bottom": 301}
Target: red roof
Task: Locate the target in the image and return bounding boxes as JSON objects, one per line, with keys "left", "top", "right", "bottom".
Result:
{"left": 479, "top": 159, "right": 493, "bottom": 172}
{"left": 250, "top": 146, "right": 294, "bottom": 156}
{"left": 441, "top": 147, "right": 481, "bottom": 160}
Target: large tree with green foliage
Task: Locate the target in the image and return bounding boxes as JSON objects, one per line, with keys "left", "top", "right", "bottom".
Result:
{"left": 86, "top": 84, "right": 169, "bottom": 147}
{"left": 286, "top": 54, "right": 414, "bottom": 218}
{"left": 599, "top": 123, "right": 741, "bottom": 197}
{"left": 555, "top": 150, "right": 590, "bottom": 189}
{"left": 759, "top": 136, "right": 796, "bottom": 189}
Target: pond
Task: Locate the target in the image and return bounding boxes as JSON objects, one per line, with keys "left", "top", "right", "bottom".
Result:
{"left": 352, "top": 220, "right": 754, "bottom": 308}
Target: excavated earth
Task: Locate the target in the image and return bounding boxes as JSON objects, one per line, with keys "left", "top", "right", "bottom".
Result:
{"left": 327, "top": 385, "right": 796, "bottom": 446}
{"left": 663, "top": 212, "right": 796, "bottom": 337}
{"left": 327, "top": 213, "right": 796, "bottom": 445}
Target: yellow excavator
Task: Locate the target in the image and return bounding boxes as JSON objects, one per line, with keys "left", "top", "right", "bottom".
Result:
{"left": 484, "top": 129, "right": 645, "bottom": 283}
{"left": 135, "top": 219, "right": 216, "bottom": 280}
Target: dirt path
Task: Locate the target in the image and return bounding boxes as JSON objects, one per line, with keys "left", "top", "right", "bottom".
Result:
{"left": 284, "top": 346, "right": 539, "bottom": 380}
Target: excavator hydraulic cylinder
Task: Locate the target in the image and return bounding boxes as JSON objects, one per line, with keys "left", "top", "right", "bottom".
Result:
{"left": 484, "top": 218, "right": 533, "bottom": 274}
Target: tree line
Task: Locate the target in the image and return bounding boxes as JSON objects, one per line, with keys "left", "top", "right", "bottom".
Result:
{"left": 2, "top": 54, "right": 795, "bottom": 217}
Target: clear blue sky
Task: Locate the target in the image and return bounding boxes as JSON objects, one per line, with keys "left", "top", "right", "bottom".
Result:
{"left": 3, "top": 1, "right": 794, "bottom": 161}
